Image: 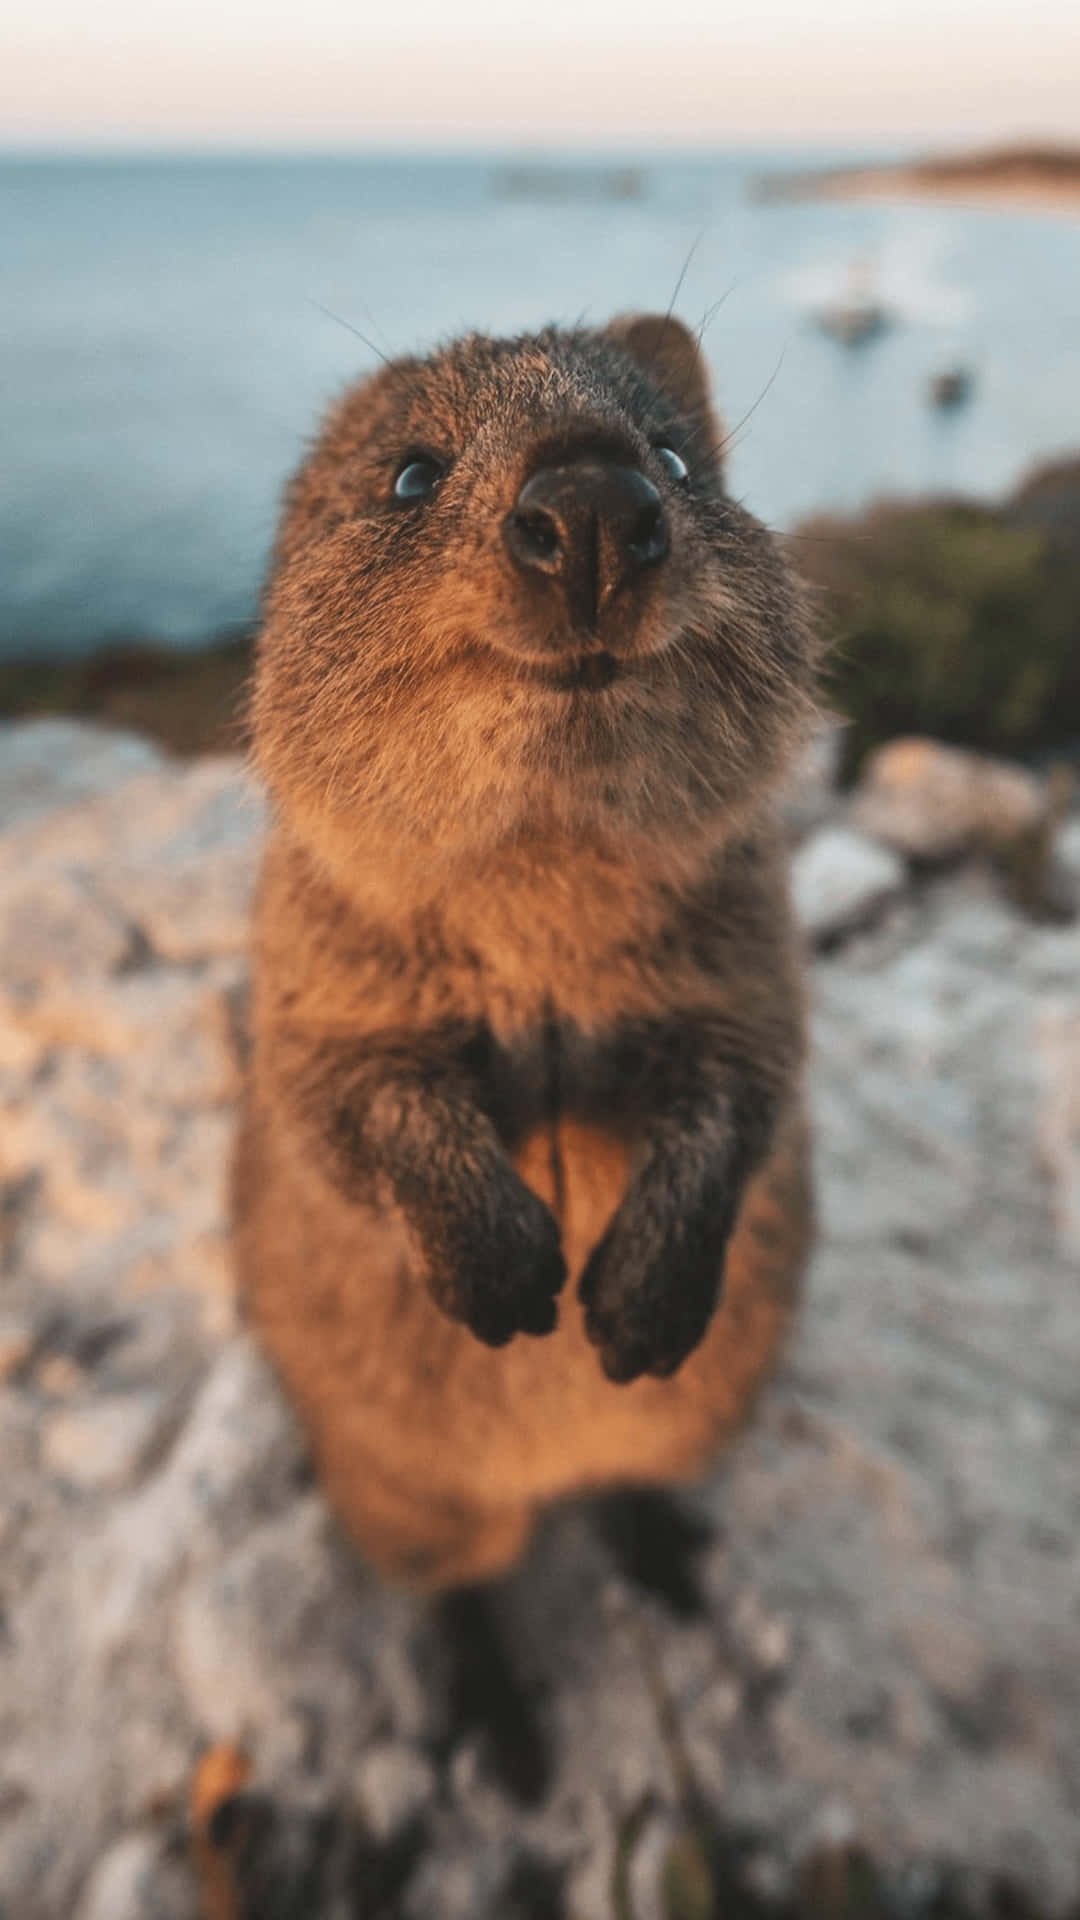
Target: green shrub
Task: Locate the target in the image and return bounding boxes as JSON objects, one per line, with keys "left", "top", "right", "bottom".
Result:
{"left": 799, "top": 491, "right": 1080, "bottom": 782}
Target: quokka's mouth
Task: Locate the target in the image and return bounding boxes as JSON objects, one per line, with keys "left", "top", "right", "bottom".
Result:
{"left": 548, "top": 651, "right": 620, "bottom": 693}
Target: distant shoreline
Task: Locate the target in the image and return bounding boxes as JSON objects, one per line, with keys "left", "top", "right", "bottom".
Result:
{"left": 755, "top": 143, "right": 1080, "bottom": 218}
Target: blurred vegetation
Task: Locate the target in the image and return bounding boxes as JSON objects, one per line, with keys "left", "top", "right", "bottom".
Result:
{"left": 800, "top": 458, "right": 1080, "bottom": 783}
{"left": 0, "top": 630, "right": 252, "bottom": 758}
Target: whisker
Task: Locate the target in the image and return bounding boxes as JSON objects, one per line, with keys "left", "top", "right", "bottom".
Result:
{"left": 695, "top": 284, "right": 737, "bottom": 346}
{"left": 639, "top": 231, "right": 709, "bottom": 384}
{"left": 353, "top": 297, "right": 396, "bottom": 359}
{"left": 664, "top": 232, "right": 706, "bottom": 326}
{"left": 308, "top": 299, "right": 394, "bottom": 369}
{"left": 718, "top": 346, "right": 788, "bottom": 457}
{"left": 668, "top": 284, "right": 739, "bottom": 422}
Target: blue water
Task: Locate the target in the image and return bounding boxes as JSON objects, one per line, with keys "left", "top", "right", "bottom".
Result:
{"left": 4, "top": 151, "right": 1080, "bottom": 658}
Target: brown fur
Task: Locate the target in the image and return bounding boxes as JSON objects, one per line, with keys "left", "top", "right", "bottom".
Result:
{"left": 235, "top": 313, "right": 817, "bottom": 1587}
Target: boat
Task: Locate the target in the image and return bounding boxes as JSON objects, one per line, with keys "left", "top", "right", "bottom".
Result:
{"left": 493, "top": 164, "right": 646, "bottom": 203}
{"left": 814, "top": 260, "right": 893, "bottom": 347}
{"left": 929, "top": 367, "right": 974, "bottom": 409}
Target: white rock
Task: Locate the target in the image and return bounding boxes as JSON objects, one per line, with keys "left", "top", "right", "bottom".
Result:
{"left": 0, "top": 719, "right": 164, "bottom": 832}
{"left": 792, "top": 826, "right": 905, "bottom": 940}
{"left": 43, "top": 1392, "right": 169, "bottom": 1490}
{"left": 0, "top": 865, "right": 131, "bottom": 993}
{"left": 352, "top": 1741, "right": 437, "bottom": 1841}
{"left": 174, "top": 1560, "right": 281, "bottom": 1743}
{"left": 98, "top": 757, "right": 267, "bottom": 962}
{"left": 853, "top": 736, "right": 1045, "bottom": 859}
{"left": 1, "top": 718, "right": 1079, "bottom": 1920}
{"left": 1056, "top": 814, "right": 1080, "bottom": 886}
{"left": 0, "top": 1314, "right": 34, "bottom": 1383}
{"left": 73, "top": 1833, "right": 162, "bottom": 1920}
{"left": 1034, "top": 999, "right": 1080, "bottom": 1260}
{"left": 76, "top": 1344, "right": 298, "bottom": 1659}
{"left": 779, "top": 721, "right": 846, "bottom": 841}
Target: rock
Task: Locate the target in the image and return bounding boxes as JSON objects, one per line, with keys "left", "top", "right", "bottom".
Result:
{"left": 93, "top": 755, "right": 267, "bottom": 963}
{"left": 73, "top": 1833, "right": 169, "bottom": 1920}
{"left": 35, "top": 1354, "right": 86, "bottom": 1397}
{"left": 792, "top": 826, "right": 905, "bottom": 940}
{"left": 853, "top": 737, "right": 1046, "bottom": 859}
{"left": 0, "top": 719, "right": 164, "bottom": 832}
{"left": 352, "top": 1741, "right": 437, "bottom": 1842}
{"left": 77, "top": 1344, "right": 301, "bottom": 1662}
{"left": 402, "top": 1843, "right": 520, "bottom": 1920}
{"left": 0, "top": 732, "right": 256, "bottom": 1349}
{"left": 43, "top": 1391, "right": 171, "bottom": 1490}
{"left": 1034, "top": 999, "right": 1080, "bottom": 1259}
{"left": 173, "top": 1496, "right": 379, "bottom": 1749}
{"left": 780, "top": 721, "right": 846, "bottom": 841}
{"left": 1056, "top": 814, "right": 1080, "bottom": 887}
{"left": 0, "top": 1315, "right": 34, "bottom": 1383}
{"left": 1, "top": 720, "right": 1078, "bottom": 1920}
{"left": 0, "top": 863, "right": 132, "bottom": 995}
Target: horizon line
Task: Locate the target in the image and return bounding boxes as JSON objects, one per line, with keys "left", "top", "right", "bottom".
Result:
{"left": 0, "top": 130, "right": 1057, "bottom": 161}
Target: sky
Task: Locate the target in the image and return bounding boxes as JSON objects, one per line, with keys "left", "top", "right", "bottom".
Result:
{"left": 5, "top": 0, "right": 1080, "bottom": 149}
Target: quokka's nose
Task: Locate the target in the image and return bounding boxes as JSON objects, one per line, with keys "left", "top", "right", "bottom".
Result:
{"left": 503, "top": 459, "right": 669, "bottom": 631}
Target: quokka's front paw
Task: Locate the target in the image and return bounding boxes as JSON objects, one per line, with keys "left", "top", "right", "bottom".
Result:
{"left": 579, "top": 1191, "right": 734, "bottom": 1384}
{"left": 425, "top": 1169, "right": 567, "bottom": 1347}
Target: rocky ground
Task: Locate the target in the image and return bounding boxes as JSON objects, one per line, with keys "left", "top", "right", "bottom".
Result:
{"left": 0, "top": 720, "right": 1078, "bottom": 1920}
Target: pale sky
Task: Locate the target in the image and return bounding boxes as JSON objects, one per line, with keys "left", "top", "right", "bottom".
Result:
{"left": 5, "top": 0, "right": 1079, "bottom": 148}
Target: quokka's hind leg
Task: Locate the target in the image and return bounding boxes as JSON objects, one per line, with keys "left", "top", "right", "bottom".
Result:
{"left": 591, "top": 1487, "right": 715, "bottom": 1619}
{"left": 435, "top": 1587, "right": 554, "bottom": 1805}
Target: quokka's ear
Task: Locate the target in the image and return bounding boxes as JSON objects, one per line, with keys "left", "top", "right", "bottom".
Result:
{"left": 606, "top": 312, "right": 719, "bottom": 443}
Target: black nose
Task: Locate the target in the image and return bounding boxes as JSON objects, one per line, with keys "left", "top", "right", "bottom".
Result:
{"left": 503, "top": 460, "right": 669, "bottom": 631}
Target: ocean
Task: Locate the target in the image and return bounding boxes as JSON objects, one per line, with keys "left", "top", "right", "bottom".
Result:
{"left": 3, "top": 150, "right": 1079, "bottom": 658}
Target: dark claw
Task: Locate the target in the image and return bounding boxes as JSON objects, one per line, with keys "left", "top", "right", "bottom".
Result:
{"left": 426, "top": 1175, "right": 566, "bottom": 1347}
{"left": 580, "top": 1199, "right": 732, "bottom": 1384}
{"left": 598, "top": 1341, "right": 649, "bottom": 1385}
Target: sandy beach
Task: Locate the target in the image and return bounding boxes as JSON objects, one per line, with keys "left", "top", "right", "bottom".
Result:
{"left": 799, "top": 174, "right": 1080, "bottom": 218}
{"left": 756, "top": 147, "right": 1080, "bottom": 218}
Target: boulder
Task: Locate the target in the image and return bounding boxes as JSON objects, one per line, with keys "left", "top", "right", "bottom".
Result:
{"left": 43, "top": 1390, "right": 173, "bottom": 1491}
{"left": 1056, "top": 814, "right": 1080, "bottom": 886}
{"left": 853, "top": 736, "right": 1046, "bottom": 860}
{"left": 0, "top": 718, "right": 164, "bottom": 832}
{"left": 779, "top": 720, "right": 846, "bottom": 841}
{"left": 0, "top": 721, "right": 1077, "bottom": 1920}
{"left": 792, "top": 825, "right": 905, "bottom": 941}
{"left": 1034, "top": 999, "right": 1080, "bottom": 1259}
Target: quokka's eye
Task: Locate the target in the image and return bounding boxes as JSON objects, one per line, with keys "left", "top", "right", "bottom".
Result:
{"left": 653, "top": 444, "right": 690, "bottom": 485}
{"left": 392, "top": 455, "right": 445, "bottom": 503}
